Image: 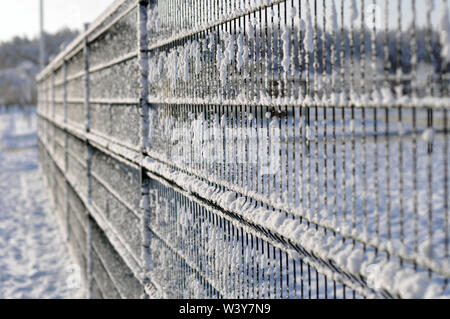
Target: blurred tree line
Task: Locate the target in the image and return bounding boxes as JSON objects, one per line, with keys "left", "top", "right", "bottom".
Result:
{"left": 0, "top": 28, "right": 78, "bottom": 107}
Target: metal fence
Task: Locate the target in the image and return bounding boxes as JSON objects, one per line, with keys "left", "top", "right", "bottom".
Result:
{"left": 37, "top": 0, "right": 450, "bottom": 299}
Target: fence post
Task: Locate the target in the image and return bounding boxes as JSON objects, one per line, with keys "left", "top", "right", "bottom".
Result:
{"left": 63, "top": 61, "right": 67, "bottom": 124}
{"left": 45, "top": 75, "right": 48, "bottom": 117}
{"left": 51, "top": 70, "right": 55, "bottom": 120}
{"left": 84, "top": 24, "right": 91, "bottom": 133}
{"left": 63, "top": 60, "right": 69, "bottom": 176}
{"left": 82, "top": 23, "right": 94, "bottom": 299}
{"left": 139, "top": 0, "right": 149, "bottom": 154}
{"left": 138, "top": 0, "right": 151, "bottom": 298}
{"left": 52, "top": 71, "right": 56, "bottom": 155}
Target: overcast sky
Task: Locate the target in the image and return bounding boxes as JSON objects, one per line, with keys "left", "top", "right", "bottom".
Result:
{"left": 0, "top": 0, "right": 115, "bottom": 42}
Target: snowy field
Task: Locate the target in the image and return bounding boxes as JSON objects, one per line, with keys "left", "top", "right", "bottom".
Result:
{"left": 0, "top": 108, "right": 79, "bottom": 299}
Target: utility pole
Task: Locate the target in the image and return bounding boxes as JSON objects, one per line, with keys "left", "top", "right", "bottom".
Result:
{"left": 39, "top": 0, "right": 46, "bottom": 70}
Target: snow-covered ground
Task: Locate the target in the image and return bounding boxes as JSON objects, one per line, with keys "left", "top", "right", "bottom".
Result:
{"left": 0, "top": 108, "right": 79, "bottom": 299}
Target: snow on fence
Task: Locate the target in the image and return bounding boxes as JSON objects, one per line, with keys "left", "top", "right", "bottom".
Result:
{"left": 37, "top": 0, "right": 450, "bottom": 299}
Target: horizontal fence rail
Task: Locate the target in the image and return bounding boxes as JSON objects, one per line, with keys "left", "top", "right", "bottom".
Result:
{"left": 37, "top": 0, "right": 450, "bottom": 299}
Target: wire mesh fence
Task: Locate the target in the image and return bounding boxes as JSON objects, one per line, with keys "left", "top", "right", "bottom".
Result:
{"left": 37, "top": 0, "right": 450, "bottom": 299}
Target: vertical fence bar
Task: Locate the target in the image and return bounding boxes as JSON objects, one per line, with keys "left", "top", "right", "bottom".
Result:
{"left": 139, "top": 0, "right": 151, "bottom": 298}
{"left": 140, "top": 0, "right": 150, "bottom": 153}
{"left": 83, "top": 22, "right": 93, "bottom": 299}
{"left": 84, "top": 24, "right": 90, "bottom": 133}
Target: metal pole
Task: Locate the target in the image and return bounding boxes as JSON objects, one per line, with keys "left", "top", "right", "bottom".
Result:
{"left": 39, "top": 0, "right": 46, "bottom": 70}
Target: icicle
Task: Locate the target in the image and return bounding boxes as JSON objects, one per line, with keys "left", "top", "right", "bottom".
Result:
{"left": 348, "top": 0, "right": 359, "bottom": 22}
{"left": 328, "top": 0, "right": 338, "bottom": 33}
{"left": 158, "top": 52, "right": 165, "bottom": 76}
{"left": 281, "top": 25, "right": 292, "bottom": 76}
{"left": 440, "top": 1, "right": 450, "bottom": 61}
{"left": 421, "top": 128, "right": 435, "bottom": 142}
{"left": 179, "top": 45, "right": 190, "bottom": 82}
{"left": 167, "top": 49, "right": 179, "bottom": 88}
{"left": 218, "top": 32, "right": 234, "bottom": 87}
{"left": 190, "top": 40, "right": 202, "bottom": 75}
{"left": 236, "top": 33, "right": 245, "bottom": 71}
{"left": 303, "top": 1, "right": 313, "bottom": 53}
